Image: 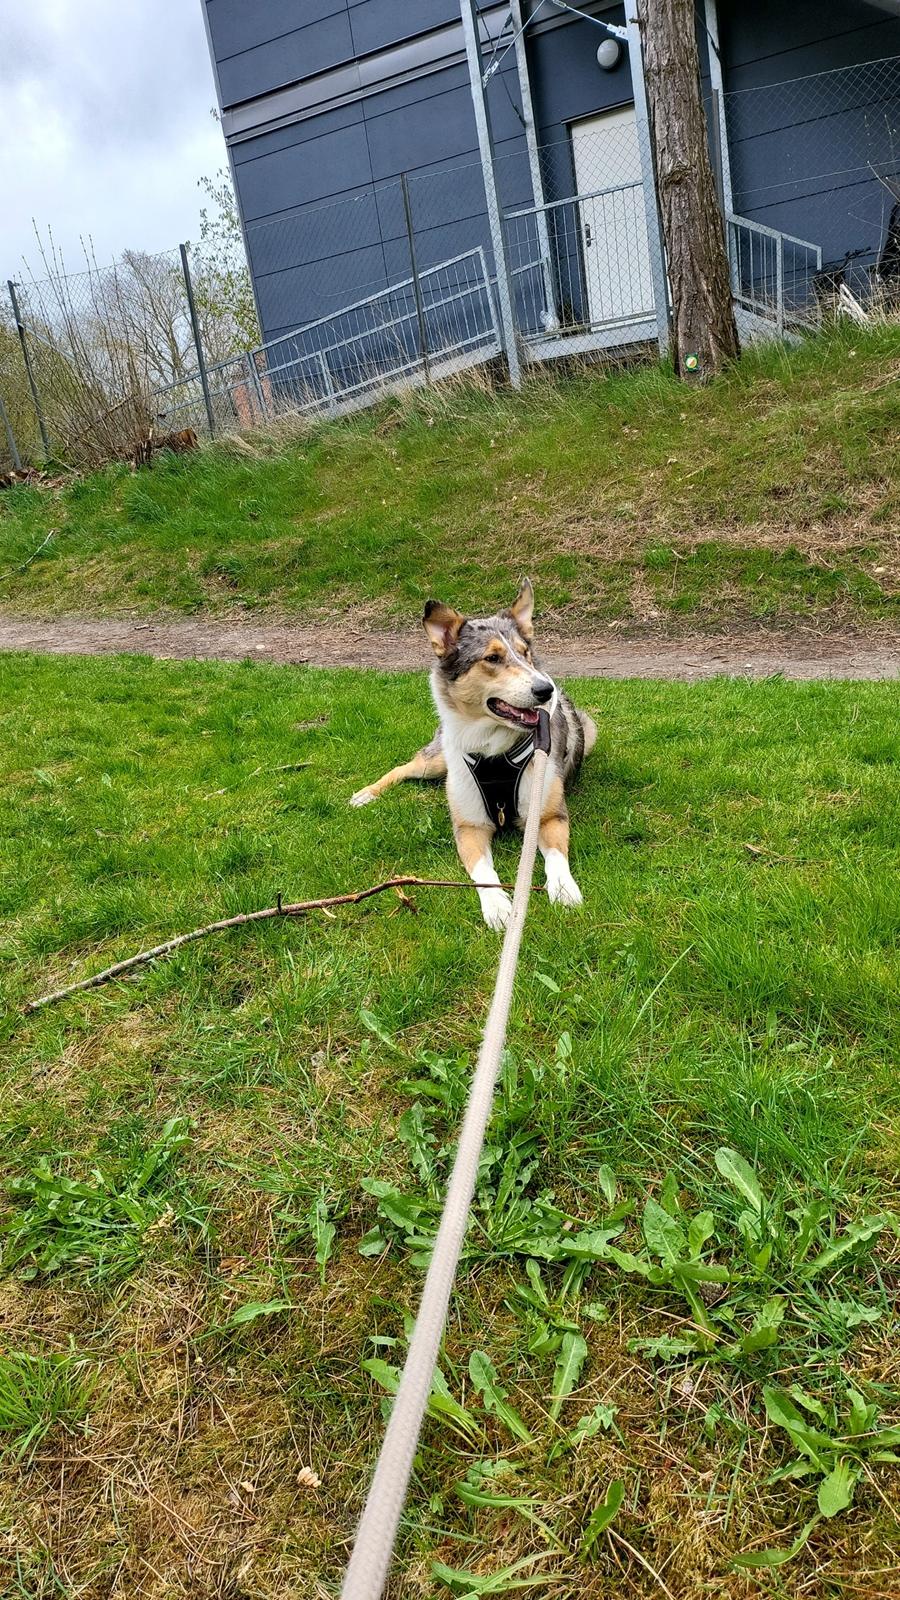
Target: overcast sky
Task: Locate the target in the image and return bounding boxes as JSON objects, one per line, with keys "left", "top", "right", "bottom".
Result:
{"left": 1, "top": 0, "right": 226, "bottom": 281}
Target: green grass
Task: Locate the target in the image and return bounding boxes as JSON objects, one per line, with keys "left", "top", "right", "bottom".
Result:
{"left": 1, "top": 322, "right": 899, "bottom": 628}
{"left": 1, "top": 650, "right": 898, "bottom": 1595}
{"left": 0, "top": 1352, "right": 92, "bottom": 1462}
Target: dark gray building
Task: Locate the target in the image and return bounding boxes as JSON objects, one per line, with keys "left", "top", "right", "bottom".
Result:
{"left": 200, "top": 1, "right": 900, "bottom": 394}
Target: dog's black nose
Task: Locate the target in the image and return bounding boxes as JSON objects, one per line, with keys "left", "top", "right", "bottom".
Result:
{"left": 533, "top": 678, "right": 554, "bottom": 704}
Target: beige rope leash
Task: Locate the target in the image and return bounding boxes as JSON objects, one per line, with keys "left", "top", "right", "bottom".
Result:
{"left": 341, "top": 711, "right": 551, "bottom": 1600}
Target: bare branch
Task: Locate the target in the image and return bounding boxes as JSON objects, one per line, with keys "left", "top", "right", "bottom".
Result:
{"left": 25, "top": 876, "right": 535, "bottom": 1011}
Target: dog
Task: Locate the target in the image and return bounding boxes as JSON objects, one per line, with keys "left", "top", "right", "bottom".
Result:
{"left": 350, "top": 580, "right": 595, "bottom": 930}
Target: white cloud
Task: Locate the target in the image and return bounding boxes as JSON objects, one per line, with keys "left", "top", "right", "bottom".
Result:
{"left": 1, "top": 0, "right": 226, "bottom": 278}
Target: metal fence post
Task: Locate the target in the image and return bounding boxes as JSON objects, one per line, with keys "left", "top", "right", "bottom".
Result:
{"left": 509, "top": 0, "right": 557, "bottom": 331}
{"left": 7, "top": 280, "right": 50, "bottom": 458}
{"left": 459, "top": 0, "right": 522, "bottom": 388}
{"left": 318, "top": 351, "right": 339, "bottom": 416}
{"left": 704, "top": 0, "right": 734, "bottom": 216}
{"left": 242, "top": 352, "right": 260, "bottom": 423}
{"left": 400, "top": 174, "right": 431, "bottom": 384}
{"left": 246, "top": 349, "right": 269, "bottom": 422}
{"left": 623, "top": 18, "right": 671, "bottom": 358}
{"left": 179, "top": 244, "right": 216, "bottom": 438}
{"left": 0, "top": 394, "right": 22, "bottom": 471}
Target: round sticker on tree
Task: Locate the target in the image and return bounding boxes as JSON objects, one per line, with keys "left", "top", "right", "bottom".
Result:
{"left": 684, "top": 353, "right": 700, "bottom": 371}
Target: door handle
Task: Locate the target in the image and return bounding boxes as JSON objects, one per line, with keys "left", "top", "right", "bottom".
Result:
{"left": 585, "top": 223, "right": 593, "bottom": 247}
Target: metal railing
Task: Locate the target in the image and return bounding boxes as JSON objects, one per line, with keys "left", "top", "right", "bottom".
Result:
{"left": 154, "top": 249, "right": 501, "bottom": 434}
{"left": 726, "top": 214, "right": 823, "bottom": 333}
{"left": 153, "top": 208, "right": 824, "bottom": 443}
{"left": 151, "top": 352, "right": 264, "bottom": 436}
{"left": 255, "top": 248, "right": 500, "bottom": 416}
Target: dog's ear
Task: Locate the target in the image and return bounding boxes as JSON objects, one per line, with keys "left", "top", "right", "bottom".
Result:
{"left": 423, "top": 599, "right": 465, "bottom": 657}
{"left": 506, "top": 577, "right": 534, "bottom": 640}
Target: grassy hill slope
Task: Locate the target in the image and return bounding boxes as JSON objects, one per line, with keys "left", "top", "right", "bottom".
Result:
{"left": 1, "top": 323, "right": 899, "bottom": 629}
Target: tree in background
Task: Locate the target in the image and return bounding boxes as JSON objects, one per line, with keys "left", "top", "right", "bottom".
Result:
{"left": 0, "top": 165, "right": 260, "bottom": 467}
{"left": 634, "top": 0, "right": 739, "bottom": 379}
{"left": 192, "top": 170, "right": 260, "bottom": 358}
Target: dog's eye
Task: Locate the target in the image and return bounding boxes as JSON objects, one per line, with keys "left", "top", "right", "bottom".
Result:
{"left": 485, "top": 651, "right": 504, "bottom": 665}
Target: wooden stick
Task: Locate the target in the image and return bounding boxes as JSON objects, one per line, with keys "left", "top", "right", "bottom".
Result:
{"left": 25, "top": 876, "right": 533, "bottom": 1012}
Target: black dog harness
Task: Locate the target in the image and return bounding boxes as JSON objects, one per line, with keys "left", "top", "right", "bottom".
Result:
{"left": 463, "top": 732, "right": 537, "bottom": 830}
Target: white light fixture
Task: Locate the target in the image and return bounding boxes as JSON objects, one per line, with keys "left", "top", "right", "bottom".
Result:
{"left": 596, "top": 38, "right": 622, "bottom": 70}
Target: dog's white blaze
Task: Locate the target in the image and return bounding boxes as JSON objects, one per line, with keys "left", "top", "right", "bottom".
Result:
{"left": 543, "top": 847, "right": 582, "bottom": 908}
{"left": 501, "top": 642, "right": 557, "bottom": 717}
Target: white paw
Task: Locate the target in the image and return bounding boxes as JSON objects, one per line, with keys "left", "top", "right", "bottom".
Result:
{"left": 350, "top": 787, "right": 376, "bottom": 807}
{"left": 544, "top": 850, "right": 583, "bottom": 909}
{"left": 479, "top": 887, "right": 512, "bottom": 931}
{"left": 548, "top": 874, "right": 583, "bottom": 908}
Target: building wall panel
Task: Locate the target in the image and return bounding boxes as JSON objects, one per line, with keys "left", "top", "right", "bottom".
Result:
{"left": 217, "top": 11, "right": 356, "bottom": 106}
{"left": 207, "top": 0, "right": 348, "bottom": 70}
{"left": 238, "top": 120, "right": 374, "bottom": 223}
{"left": 348, "top": 0, "right": 460, "bottom": 58}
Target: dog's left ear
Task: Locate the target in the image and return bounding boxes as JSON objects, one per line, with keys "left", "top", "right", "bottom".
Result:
{"left": 506, "top": 577, "right": 534, "bottom": 640}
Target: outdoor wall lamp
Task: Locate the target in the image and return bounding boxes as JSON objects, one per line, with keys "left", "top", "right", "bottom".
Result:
{"left": 596, "top": 37, "right": 623, "bottom": 69}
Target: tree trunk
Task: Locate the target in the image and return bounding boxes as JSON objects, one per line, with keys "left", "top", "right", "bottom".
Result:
{"left": 635, "top": 0, "right": 739, "bottom": 379}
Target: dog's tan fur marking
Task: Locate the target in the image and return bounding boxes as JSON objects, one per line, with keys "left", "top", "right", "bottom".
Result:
{"left": 444, "top": 651, "right": 536, "bottom": 719}
{"left": 453, "top": 820, "right": 496, "bottom": 875}
{"left": 539, "top": 772, "right": 570, "bottom": 857}
{"left": 351, "top": 745, "right": 447, "bottom": 805}
{"left": 423, "top": 600, "right": 464, "bottom": 657}
{"left": 508, "top": 579, "right": 535, "bottom": 640}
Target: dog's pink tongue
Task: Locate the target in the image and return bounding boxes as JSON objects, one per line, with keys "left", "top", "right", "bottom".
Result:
{"left": 500, "top": 700, "right": 537, "bottom": 725}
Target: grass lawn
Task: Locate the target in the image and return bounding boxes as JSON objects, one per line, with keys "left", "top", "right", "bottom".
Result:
{"left": 1, "top": 323, "right": 899, "bottom": 630}
{"left": 1, "top": 651, "right": 899, "bottom": 1597}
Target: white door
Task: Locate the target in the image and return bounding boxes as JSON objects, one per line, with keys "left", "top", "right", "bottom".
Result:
{"left": 571, "top": 106, "right": 654, "bottom": 325}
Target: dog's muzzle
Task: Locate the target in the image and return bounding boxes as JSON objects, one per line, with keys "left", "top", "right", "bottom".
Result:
{"left": 487, "top": 675, "right": 556, "bottom": 729}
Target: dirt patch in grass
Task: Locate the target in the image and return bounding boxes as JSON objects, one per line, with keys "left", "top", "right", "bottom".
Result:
{"left": 1, "top": 609, "right": 900, "bottom": 680}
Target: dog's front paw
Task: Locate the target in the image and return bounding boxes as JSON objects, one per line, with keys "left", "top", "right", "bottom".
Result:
{"left": 478, "top": 886, "right": 512, "bottom": 932}
{"left": 544, "top": 850, "right": 583, "bottom": 909}
{"left": 350, "top": 787, "right": 376, "bottom": 807}
{"left": 548, "top": 875, "right": 583, "bottom": 908}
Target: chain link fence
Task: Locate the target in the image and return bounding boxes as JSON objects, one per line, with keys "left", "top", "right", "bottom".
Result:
{"left": 2, "top": 247, "right": 210, "bottom": 470}
{"left": 0, "top": 306, "right": 37, "bottom": 471}
{"left": 497, "top": 117, "right": 661, "bottom": 345}
{"left": 723, "top": 54, "right": 900, "bottom": 321}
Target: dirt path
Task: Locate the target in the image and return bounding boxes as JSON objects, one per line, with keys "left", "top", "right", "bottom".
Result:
{"left": 0, "top": 613, "right": 898, "bottom": 680}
